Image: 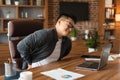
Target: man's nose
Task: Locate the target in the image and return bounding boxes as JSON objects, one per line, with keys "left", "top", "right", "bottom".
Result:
{"left": 69, "top": 28, "right": 72, "bottom": 32}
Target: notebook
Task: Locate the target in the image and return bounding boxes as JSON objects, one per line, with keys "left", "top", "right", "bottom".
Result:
{"left": 77, "top": 44, "right": 112, "bottom": 70}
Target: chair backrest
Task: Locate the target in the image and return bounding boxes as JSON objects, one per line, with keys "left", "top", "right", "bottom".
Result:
{"left": 7, "top": 20, "right": 43, "bottom": 70}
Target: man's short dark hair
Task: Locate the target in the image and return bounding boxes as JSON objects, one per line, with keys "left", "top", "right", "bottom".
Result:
{"left": 56, "top": 13, "right": 77, "bottom": 23}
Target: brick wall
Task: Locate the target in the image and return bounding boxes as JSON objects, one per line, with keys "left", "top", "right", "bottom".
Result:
{"left": 48, "top": 0, "right": 99, "bottom": 39}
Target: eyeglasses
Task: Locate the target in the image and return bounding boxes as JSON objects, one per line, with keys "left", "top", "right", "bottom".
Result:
{"left": 68, "top": 22, "right": 74, "bottom": 28}
{"left": 64, "top": 20, "right": 74, "bottom": 28}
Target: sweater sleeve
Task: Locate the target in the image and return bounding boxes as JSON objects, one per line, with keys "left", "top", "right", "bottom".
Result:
{"left": 64, "top": 38, "right": 72, "bottom": 57}
{"left": 17, "top": 30, "right": 47, "bottom": 65}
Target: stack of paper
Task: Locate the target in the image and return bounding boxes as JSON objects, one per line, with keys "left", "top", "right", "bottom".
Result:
{"left": 41, "top": 68, "right": 85, "bottom": 80}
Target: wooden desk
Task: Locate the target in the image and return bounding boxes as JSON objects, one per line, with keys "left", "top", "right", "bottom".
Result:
{"left": 0, "top": 40, "right": 119, "bottom": 80}
{"left": 25, "top": 55, "right": 120, "bottom": 80}
{"left": 0, "top": 55, "right": 120, "bottom": 80}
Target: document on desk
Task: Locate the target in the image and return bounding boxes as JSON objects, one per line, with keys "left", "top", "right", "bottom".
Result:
{"left": 41, "top": 68, "right": 85, "bottom": 80}
{"left": 109, "top": 54, "right": 120, "bottom": 59}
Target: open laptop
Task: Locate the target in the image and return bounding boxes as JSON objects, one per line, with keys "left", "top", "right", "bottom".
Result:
{"left": 77, "top": 44, "right": 112, "bottom": 70}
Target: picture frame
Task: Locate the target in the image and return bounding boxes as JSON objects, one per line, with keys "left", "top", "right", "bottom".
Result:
{"left": 105, "top": 0, "right": 113, "bottom": 7}
{"left": 5, "top": 0, "right": 11, "bottom": 5}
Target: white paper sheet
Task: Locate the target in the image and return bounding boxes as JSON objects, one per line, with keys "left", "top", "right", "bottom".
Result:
{"left": 85, "top": 56, "right": 114, "bottom": 61}
{"left": 109, "top": 54, "right": 120, "bottom": 59}
{"left": 41, "top": 68, "right": 85, "bottom": 80}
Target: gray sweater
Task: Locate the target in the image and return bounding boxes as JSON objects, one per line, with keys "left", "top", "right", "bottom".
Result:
{"left": 17, "top": 28, "right": 72, "bottom": 69}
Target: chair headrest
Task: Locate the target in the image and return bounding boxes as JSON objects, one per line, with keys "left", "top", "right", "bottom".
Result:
{"left": 8, "top": 20, "right": 43, "bottom": 37}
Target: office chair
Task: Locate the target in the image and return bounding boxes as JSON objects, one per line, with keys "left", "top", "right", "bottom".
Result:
{"left": 7, "top": 20, "right": 43, "bottom": 70}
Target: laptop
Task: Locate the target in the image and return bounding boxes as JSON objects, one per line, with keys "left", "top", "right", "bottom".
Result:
{"left": 77, "top": 44, "right": 112, "bottom": 70}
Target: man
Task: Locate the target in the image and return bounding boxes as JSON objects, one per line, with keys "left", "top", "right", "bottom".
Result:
{"left": 17, "top": 13, "right": 77, "bottom": 69}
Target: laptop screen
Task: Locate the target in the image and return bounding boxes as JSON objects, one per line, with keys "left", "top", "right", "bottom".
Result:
{"left": 99, "top": 44, "right": 112, "bottom": 69}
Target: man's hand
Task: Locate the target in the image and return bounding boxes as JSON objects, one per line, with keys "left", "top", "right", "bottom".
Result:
{"left": 27, "top": 64, "right": 32, "bottom": 69}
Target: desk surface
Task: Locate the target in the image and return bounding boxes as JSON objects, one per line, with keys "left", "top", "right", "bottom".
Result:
{"left": 0, "top": 54, "right": 120, "bottom": 80}
{"left": 29, "top": 55, "right": 120, "bottom": 80}
{"left": 0, "top": 40, "right": 119, "bottom": 80}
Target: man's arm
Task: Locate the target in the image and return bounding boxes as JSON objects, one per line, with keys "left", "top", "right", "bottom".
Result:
{"left": 17, "top": 30, "right": 47, "bottom": 65}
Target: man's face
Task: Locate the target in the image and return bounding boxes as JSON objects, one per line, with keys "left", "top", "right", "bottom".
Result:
{"left": 58, "top": 18, "right": 75, "bottom": 36}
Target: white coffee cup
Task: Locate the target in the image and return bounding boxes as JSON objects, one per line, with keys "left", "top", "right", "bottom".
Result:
{"left": 18, "top": 71, "right": 32, "bottom": 80}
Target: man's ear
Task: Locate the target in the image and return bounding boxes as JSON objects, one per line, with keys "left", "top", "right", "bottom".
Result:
{"left": 58, "top": 20, "right": 62, "bottom": 26}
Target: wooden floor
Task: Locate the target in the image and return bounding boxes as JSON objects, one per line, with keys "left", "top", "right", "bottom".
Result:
{"left": 0, "top": 64, "right": 4, "bottom": 76}
{"left": 0, "top": 44, "right": 10, "bottom": 76}
{"left": 0, "top": 44, "right": 10, "bottom": 64}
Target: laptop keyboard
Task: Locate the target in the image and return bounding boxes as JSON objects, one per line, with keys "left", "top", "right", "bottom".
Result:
{"left": 78, "top": 61, "right": 99, "bottom": 69}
